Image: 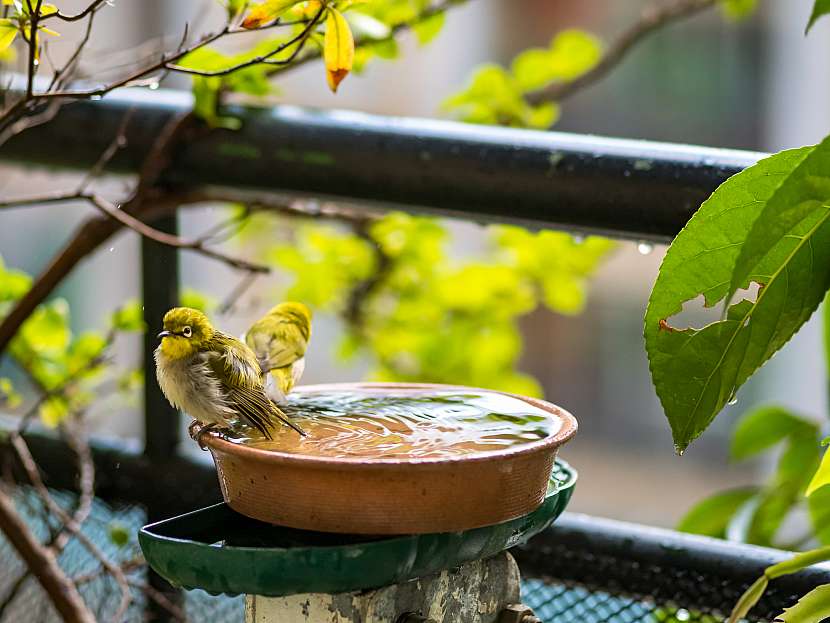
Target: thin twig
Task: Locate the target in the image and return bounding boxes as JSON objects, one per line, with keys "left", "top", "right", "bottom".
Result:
{"left": 166, "top": 7, "right": 324, "bottom": 77}
{"left": 217, "top": 272, "right": 260, "bottom": 316}
{"left": 48, "top": 6, "right": 97, "bottom": 93}
{"left": 78, "top": 108, "right": 133, "bottom": 190}
{"left": 526, "top": 0, "right": 719, "bottom": 105}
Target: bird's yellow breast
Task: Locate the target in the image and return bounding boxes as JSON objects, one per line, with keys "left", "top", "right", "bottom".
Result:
{"left": 160, "top": 336, "right": 196, "bottom": 360}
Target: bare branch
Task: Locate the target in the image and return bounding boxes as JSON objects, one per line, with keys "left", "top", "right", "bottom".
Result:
{"left": 0, "top": 488, "right": 95, "bottom": 623}
{"left": 525, "top": 0, "right": 719, "bottom": 105}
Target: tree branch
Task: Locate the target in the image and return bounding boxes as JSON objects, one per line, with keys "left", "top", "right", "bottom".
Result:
{"left": 0, "top": 488, "right": 95, "bottom": 623}
{"left": 525, "top": 0, "right": 719, "bottom": 105}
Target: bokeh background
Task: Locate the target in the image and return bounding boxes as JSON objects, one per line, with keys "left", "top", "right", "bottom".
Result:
{"left": 1, "top": 0, "right": 828, "bottom": 529}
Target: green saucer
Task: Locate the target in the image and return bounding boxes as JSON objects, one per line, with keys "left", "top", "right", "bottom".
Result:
{"left": 138, "top": 459, "right": 576, "bottom": 597}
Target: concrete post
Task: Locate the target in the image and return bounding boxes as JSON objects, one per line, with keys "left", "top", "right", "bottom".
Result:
{"left": 245, "top": 552, "right": 521, "bottom": 623}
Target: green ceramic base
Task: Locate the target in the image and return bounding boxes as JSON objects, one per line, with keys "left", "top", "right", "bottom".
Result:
{"left": 138, "top": 459, "right": 576, "bottom": 597}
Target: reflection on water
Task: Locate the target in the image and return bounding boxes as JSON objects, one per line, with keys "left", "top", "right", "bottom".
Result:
{"left": 228, "top": 389, "right": 560, "bottom": 459}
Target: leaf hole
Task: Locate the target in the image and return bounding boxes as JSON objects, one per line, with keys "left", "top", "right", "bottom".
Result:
{"left": 661, "top": 282, "right": 763, "bottom": 332}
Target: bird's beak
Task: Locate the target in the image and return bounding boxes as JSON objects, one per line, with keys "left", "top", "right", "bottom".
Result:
{"left": 157, "top": 330, "right": 173, "bottom": 340}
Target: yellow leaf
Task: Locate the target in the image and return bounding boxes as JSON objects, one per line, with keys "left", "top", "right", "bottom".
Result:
{"left": 324, "top": 7, "right": 354, "bottom": 92}
{"left": 39, "top": 3, "right": 57, "bottom": 16}
{"left": 302, "top": 1, "right": 323, "bottom": 18}
{"left": 0, "top": 19, "right": 17, "bottom": 52}
{"left": 242, "top": 0, "right": 302, "bottom": 29}
{"left": 38, "top": 25, "right": 60, "bottom": 37}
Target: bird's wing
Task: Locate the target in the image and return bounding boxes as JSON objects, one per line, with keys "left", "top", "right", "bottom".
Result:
{"left": 205, "top": 349, "right": 305, "bottom": 438}
{"left": 246, "top": 320, "right": 308, "bottom": 373}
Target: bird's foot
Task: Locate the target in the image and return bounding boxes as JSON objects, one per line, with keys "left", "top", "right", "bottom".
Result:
{"left": 189, "top": 421, "right": 221, "bottom": 451}
{"left": 187, "top": 420, "right": 203, "bottom": 441}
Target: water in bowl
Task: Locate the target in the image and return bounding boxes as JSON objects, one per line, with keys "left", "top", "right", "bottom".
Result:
{"left": 231, "top": 389, "right": 560, "bottom": 459}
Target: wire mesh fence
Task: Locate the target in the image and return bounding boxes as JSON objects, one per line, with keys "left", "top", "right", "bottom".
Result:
{"left": 0, "top": 486, "right": 787, "bottom": 622}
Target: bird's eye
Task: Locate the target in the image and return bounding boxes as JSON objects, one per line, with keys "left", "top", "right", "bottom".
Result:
{"left": 182, "top": 326, "right": 192, "bottom": 338}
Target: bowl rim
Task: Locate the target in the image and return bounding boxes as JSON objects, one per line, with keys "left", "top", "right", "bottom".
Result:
{"left": 203, "top": 382, "right": 577, "bottom": 468}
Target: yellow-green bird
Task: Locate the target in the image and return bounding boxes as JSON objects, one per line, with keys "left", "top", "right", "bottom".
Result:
{"left": 154, "top": 307, "right": 305, "bottom": 442}
{"left": 244, "top": 302, "right": 312, "bottom": 404}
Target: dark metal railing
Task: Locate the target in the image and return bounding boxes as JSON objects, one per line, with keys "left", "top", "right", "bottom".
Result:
{"left": 2, "top": 89, "right": 765, "bottom": 243}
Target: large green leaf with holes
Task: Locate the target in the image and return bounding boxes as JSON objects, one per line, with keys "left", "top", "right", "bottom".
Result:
{"left": 645, "top": 144, "right": 830, "bottom": 452}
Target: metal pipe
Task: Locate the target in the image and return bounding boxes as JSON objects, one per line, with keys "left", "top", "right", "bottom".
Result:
{"left": 0, "top": 88, "right": 766, "bottom": 242}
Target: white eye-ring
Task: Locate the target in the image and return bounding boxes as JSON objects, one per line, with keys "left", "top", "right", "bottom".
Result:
{"left": 182, "top": 326, "right": 192, "bottom": 337}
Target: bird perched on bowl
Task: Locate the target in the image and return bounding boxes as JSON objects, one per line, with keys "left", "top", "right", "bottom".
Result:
{"left": 154, "top": 307, "right": 305, "bottom": 446}
{"left": 244, "top": 302, "right": 312, "bottom": 404}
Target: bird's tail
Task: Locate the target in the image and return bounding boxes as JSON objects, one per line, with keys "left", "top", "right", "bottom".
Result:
{"left": 271, "top": 402, "right": 307, "bottom": 437}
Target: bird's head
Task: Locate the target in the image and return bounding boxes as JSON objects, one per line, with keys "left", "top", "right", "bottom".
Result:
{"left": 157, "top": 307, "right": 214, "bottom": 359}
{"left": 269, "top": 302, "right": 312, "bottom": 333}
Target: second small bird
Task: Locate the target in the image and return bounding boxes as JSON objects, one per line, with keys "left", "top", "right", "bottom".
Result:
{"left": 155, "top": 303, "right": 311, "bottom": 443}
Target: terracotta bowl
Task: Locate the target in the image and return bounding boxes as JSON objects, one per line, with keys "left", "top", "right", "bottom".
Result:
{"left": 204, "top": 382, "right": 577, "bottom": 534}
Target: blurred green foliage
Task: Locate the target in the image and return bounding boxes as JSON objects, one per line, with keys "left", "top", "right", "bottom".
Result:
{"left": 272, "top": 213, "right": 613, "bottom": 397}
{"left": 0, "top": 256, "right": 145, "bottom": 427}
{"left": 443, "top": 30, "right": 601, "bottom": 129}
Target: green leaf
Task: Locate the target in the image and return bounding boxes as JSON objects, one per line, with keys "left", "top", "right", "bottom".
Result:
{"left": 677, "top": 487, "right": 758, "bottom": 538}
{"left": 117, "top": 369, "right": 144, "bottom": 394}
{"left": 18, "top": 299, "right": 71, "bottom": 354}
{"left": 511, "top": 48, "right": 558, "bottom": 92}
{"left": 108, "top": 523, "right": 130, "bottom": 548}
{"left": 808, "top": 485, "right": 830, "bottom": 545}
{"left": 728, "top": 136, "right": 830, "bottom": 313}
{"left": 728, "top": 575, "right": 768, "bottom": 623}
{"left": 644, "top": 146, "right": 830, "bottom": 452}
{"left": 0, "top": 256, "right": 31, "bottom": 302}
{"left": 776, "top": 584, "right": 830, "bottom": 623}
{"left": 825, "top": 291, "right": 830, "bottom": 376}
{"left": 413, "top": 10, "right": 445, "bottom": 45}
{"left": 40, "top": 395, "right": 68, "bottom": 428}
{"left": 67, "top": 332, "right": 107, "bottom": 375}
{"left": 766, "top": 546, "right": 830, "bottom": 579}
{"left": 111, "top": 300, "right": 145, "bottom": 332}
{"left": 547, "top": 29, "right": 602, "bottom": 82}
{"left": 806, "top": 0, "right": 830, "bottom": 33}
{"left": 731, "top": 405, "right": 816, "bottom": 460}
{"left": 0, "top": 377, "right": 21, "bottom": 408}
{"left": 181, "top": 288, "right": 216, "bottom": 313}
{"left": 721, "top": 0, "right": 757, "bottom": 20}
{"left": 807, "top": 445, "right": 830, "bottom": 496}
